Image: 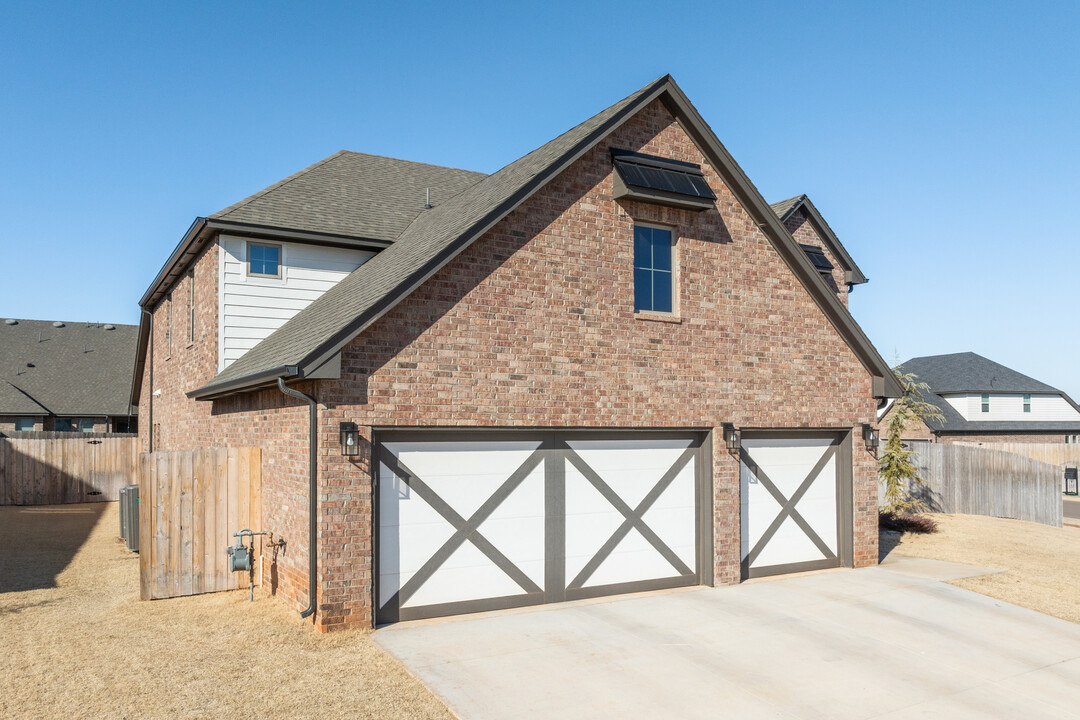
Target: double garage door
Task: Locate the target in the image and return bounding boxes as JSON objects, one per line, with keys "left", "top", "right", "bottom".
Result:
{"left": 376, "top": 429, "right": 853, "bottom": 623}
{"left": 376, "top": 431, "right": 709, "bottom": 623}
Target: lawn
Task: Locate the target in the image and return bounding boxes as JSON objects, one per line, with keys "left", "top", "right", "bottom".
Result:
{"left": 882, "top": 512, "right": 1080, "bottom": 624}
{"left": 0, "top": 503, "right": 451, "bottom": 720}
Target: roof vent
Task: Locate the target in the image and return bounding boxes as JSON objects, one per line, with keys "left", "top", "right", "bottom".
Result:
{"left": 104, "top": 324, "right": 115, "bottom": 330}
{"left": 4, "top": 319, "right": 16, "bottom": 325}
{"left": 52, "top": 321, "right": 65, "bottom": 328}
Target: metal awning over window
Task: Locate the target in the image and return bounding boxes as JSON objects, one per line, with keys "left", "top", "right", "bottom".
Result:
{"left": 611, "top": 149, "right": 716, "bottom": 211}
{"left": 800, "top": 244, "right": 834, "bottom": 273}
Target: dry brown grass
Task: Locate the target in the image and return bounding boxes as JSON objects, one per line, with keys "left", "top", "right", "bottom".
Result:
{"left": 0, "top": 503, "right": 452, "bottom": 720}
{"left": 883, "top": 513, "right": 1080, "bottom": 624}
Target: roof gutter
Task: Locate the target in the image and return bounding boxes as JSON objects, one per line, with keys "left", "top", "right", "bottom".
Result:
{"left": 187, "top": 365, "right": 299, "bottom": 400}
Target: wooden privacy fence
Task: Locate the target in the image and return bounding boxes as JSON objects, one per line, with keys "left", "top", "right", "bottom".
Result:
{"left": 880, "top": 443, "right": 1062, "bottom": 527}
{"left": 138, "top": 447, "right": 262, "bottom": 601}
{"left": 0, "top": 434, "right": 140, "bottom": 505}
{"left": 953, "top": 442, "right": 1080, "bottom": 488}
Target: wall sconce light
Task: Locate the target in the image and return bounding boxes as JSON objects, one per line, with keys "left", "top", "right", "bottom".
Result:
{"left": 862, "top": 423, "right": 878, "bottom": 452}
{"left": 723, "top": 423, "right": 740, "bottom": 452}
{"left": 340, "top": 422, "right": 360, "bottom": 457}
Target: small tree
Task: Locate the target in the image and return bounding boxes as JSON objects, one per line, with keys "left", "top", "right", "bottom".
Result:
{"left": 879, "top": 367, "right": 944, "bottom": 513}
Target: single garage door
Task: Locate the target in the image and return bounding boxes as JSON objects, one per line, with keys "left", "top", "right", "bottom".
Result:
{"left": 740, "top": 432, "right": 853, "bottom": 579}
{"left": 375, "top": 431, "right": 709, "bottom": 623}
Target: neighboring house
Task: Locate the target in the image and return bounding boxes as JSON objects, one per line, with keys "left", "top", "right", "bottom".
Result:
{"left": 133, "top": 75, "right": 902, "bottom": 631}
{"left": 1, "top": 318, "right": 138, "bottom": 434}
{"left": 884, "top": 352, "right": 1080, "bottom": 444}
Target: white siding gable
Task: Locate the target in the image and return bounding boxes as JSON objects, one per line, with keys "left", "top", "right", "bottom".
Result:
{"left": 939, "top": 393, "right": 1080, "bottom": 422}
{"left": 218, "top": 235, "right": 375, "bottom": 370}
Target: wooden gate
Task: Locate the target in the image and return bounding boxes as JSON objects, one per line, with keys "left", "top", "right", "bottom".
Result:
{"left": 0, "top": 434, "right": 139, "bottom": 505}
{"left": 138, "top": 447, "right": 262, "bottom": 600}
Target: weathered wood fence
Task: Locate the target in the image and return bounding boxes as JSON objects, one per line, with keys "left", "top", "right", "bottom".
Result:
{"left": 138, "top": 447, "right": 262, "bottom": 600}
{"left": 0, "top": 434, "right": 140, "bottom": 505}
{"left": 881, "top": 443, "right": 1062, "bottom": 527}
{"left": 953, "top": 442, "right": 1080, "bottom": 489}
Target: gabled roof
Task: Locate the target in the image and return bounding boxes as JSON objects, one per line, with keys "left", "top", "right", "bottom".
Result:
{"left": 211, "top": 151, "right": 487, "bottom": 243}
{"left": 770, "top": 195, "right": 867, "bottom": 285}
{"left": 186, "top": 75, "right": 903, "bottom": 400}
{"left": 900, "top": 352, "right": 1080, "bottom": 433}
{"left": 1, "top": 319, "right": 138, "bottom": 417}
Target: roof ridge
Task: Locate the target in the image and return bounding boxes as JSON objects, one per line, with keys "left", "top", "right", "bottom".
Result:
{"left": 212, "top": 150, "right": 352, "bottom": 219}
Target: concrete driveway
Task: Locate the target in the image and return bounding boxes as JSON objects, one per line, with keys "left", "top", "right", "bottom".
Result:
{"left": 376, "top": 558, "right": 1080, "bottom": 719}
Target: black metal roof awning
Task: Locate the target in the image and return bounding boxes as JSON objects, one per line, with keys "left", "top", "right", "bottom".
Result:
{"left": 611, "top": 149, "right": 716, "bottom": 210}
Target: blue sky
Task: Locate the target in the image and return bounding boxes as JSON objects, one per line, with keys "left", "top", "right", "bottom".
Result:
{"left": 2, "top": 1, "right": 1078, "bottom": 399}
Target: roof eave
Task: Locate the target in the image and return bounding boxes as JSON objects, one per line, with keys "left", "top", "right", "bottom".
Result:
{"left": 187, "top": 365, "right": 300, "bottom": 401}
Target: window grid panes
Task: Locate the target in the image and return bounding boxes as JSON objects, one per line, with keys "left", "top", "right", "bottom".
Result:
{"left": 633, "top": 225, "right": 673, "bottom": 313}
{"left": 981, "top": 394, "right": 990, "bottom": 413}
{"left": 1023, "top": 394, "right": 1031, "bottom": 413}
{"left": 249, "top": 243, "right": 280, "bottom": 277}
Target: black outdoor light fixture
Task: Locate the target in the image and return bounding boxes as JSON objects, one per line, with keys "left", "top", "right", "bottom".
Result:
{"left": 340, "top": 422, "right": 360, "bottom": 457}
{"left": 862, "top": 423, "right": 878, "bottom": 452}
{"left": 722, "top": 423, "right": 740, "bottom": 452}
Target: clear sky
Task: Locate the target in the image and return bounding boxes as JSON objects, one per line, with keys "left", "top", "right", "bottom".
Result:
{"left": 2, "top": 1, "right": 1078, "bottom": 399}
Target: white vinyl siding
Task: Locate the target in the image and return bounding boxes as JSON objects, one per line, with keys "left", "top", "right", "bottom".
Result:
{"left": 217, "top": 235, "right": 375, "bottom": 371}
{"left": 939, "top": 393, "right": 1080, "bottom": 422}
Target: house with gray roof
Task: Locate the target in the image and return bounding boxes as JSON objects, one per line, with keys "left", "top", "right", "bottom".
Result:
{"left": 886, "top": 352, "right": 1080, "bottom": 444}
{"left": 1, "top": 318, "right": 138, "bottom": 434}
{"left": 134, "top": 74, "right": 904, "bottom": 631}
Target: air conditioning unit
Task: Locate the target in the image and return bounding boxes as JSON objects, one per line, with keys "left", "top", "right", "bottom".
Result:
{"left": 118, "top": 484, "right": 140, "bottom": 552}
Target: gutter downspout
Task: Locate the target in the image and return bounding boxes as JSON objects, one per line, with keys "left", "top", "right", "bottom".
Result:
{"left": 277, "top": 377, "right": 318, "bottom": 620}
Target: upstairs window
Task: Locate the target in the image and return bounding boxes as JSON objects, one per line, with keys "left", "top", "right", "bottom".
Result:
{"left": 633, "top": 225, "right": 673, "bottom": 314}
{"left": 248, "top": 242, "right": 282, "bottom": 278}
{"left": 981, "top": 394, "right": 990, "bottom": 413}
{"left": 165, "top": 294, "right": 172, "bottom": 357}
{"left": 1024, "top": 394, "right": 1031, "bottom": 413}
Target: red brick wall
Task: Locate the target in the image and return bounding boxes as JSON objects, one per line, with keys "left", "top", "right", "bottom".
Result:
{"left": 783, "top": 209, "right": 849, "bottom": 307}
{"left": 143, "top": 98, "right": 882, "bottom": 630}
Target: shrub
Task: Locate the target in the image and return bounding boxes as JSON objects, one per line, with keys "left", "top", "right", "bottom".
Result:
{"left": 879, "top": 511, "right": 938, "bottom": 534}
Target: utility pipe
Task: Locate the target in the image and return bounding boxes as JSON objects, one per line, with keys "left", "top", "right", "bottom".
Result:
{"left": 277, "top": 377, "right": 318, "bottom": 620}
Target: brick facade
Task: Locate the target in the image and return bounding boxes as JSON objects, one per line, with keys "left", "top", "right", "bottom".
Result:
{"left": 782, "top": 210, "right": 849, "bottom": 307}
{"left": 141, "top": 98, "right": 882, "bottom": 630}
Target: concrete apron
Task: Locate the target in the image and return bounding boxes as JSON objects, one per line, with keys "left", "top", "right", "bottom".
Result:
{"left": 375, "top": 560, "right": 1080, "bottom": 720}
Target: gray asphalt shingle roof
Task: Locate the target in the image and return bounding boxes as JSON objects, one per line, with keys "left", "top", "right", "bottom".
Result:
{"left": 904, "top": 352, "right": 1062, "bottom": 394}
{"left": 0, "top": 319, "right": 138, "bottom": 416}
{"left": 769, "top": 196, "right": 804, "bottom": 220}
{"left": 900, "top": 352, "right": 1080, "bottom": 433}
{"left": 211, "top": 151, "right": 487, "bottom": 242}
{"left": 198, "top": 77, "right": 663, "bottom": 392}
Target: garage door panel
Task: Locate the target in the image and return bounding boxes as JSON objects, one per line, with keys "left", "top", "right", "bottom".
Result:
{"left": 403, "top": 541, "right": 533, "bottom": 608}
{"left": 377, "top": 431, "right": 704, "bottom": 623}
{"left": 740, "top": 433, "right": 848, "bottom": 579}
{"left": 584, "top": 527, "right": 682, "bottom": 587}
{"left": 384, "top": 440, "right": 543, "bottom": 521}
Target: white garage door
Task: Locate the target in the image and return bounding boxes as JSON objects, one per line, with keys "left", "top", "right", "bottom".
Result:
{"left": 740, "top": 433, "right": 851, "bottom": 578}
{"left": 376, "top": 432, "right": 706, "bottom": 623}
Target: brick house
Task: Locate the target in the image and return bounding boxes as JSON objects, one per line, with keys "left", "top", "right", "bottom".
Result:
{"left": 883, "top": 352, "right": 1080, "bottom": 445}
{"left": 1, "top": 318, "right": 138, "bottom": 434}
{"left": 133, "top": 75, "right": 902, "bottom": 630}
